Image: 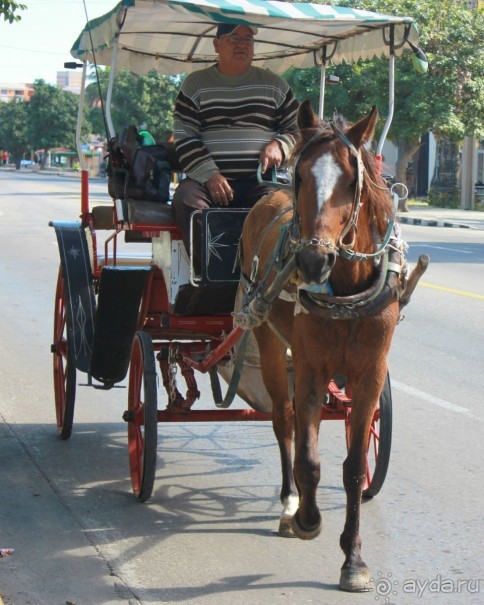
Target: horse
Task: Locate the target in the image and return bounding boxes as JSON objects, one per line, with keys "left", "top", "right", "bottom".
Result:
{"left": 237, "top": 100, "right": 422, "bottom": 592}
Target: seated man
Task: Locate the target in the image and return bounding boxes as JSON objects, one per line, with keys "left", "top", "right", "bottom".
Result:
{"left": 172, "top": 23, "right": 299, "bottom": 264}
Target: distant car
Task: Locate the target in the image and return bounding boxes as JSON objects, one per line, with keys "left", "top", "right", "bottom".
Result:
{"left": 20, "top": 159, "right": 35, "bottom": 168}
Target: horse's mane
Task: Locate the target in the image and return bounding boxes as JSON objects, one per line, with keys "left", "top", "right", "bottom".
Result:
{"left": 289, "top": 113, "right": 393, "bottom": 240}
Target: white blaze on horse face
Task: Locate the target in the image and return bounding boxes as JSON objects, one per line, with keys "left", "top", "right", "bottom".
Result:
{"left": 311, "top": 153, "right": 343, "bottom": 211}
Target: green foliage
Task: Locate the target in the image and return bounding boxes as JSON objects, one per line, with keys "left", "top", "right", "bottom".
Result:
{"left": 0, "top": 0, "right": 26, "bottom": 23}
{"left": 28, "top": 81, "right": 84, "bottom": 154}
{"left": 332, "top": 0, "right": 484, "bottom": 141}
{"left": 85, "top": 68, "right": 180, "bottom": 140}
{"left": 427, "top": 186, "right": 460, "bottom": 208}
{"left": 0, "top": 69, "right": 179, "bottom": 163}
{"left": 285, "top": 0, "right": 484, "bottom": 193}
{"left": 287, "top": 1, "right": 483, "bottom": 143}
{"left": 0, "top": 99, "right": 29, "bottom": 164}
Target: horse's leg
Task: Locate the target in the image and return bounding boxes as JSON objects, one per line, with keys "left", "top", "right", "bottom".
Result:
{"left": 339, "top": 372, "right": 386, "bottom": 592}
{"left": 290, "top": 329, "right": 327, "bottom": 540}
{"left": 254, "top": 319, "right": 298, "bottom": 537}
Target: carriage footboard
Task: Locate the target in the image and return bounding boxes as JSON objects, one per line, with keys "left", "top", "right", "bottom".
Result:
{"left": 89, "top": 266, "right": 151, "bottom": 386}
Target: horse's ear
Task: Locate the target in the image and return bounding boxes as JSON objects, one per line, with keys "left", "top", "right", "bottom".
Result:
{"left": 346, "top": 105, "right": 379, "bottom": 149}
{"left": 297, "top": 99, "right": 319, "bottom": 130}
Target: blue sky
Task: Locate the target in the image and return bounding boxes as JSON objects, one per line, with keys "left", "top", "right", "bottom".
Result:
{"left": 0, "top": 0, "right": 116, "bottom": 85}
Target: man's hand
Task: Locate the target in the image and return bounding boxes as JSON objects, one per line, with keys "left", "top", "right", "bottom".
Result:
{"left": 205, "top": 173, "right": 234, "bottom": 206}
{"left": 259, "top": 140, "right": 284, "bottom": 174}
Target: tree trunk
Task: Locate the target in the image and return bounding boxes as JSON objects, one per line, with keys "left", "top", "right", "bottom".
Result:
{"left": 394, "top": 138, "right": 420, "bottom": 212}
{"left": 40, "top": 149, "right": 49, "bottom": 170}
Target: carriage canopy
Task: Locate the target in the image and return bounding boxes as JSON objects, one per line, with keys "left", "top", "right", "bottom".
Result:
{"left": 70, "top": 0, "right": 419, "bottom": 75}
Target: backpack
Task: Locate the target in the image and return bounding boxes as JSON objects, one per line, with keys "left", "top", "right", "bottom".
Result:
{"left": 107, "top": 125, "right": 172, "bottom": 203}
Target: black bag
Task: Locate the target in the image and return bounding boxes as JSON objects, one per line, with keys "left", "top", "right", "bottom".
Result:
{"left": 107, "top": 125, "right": 172, "bottom": 203}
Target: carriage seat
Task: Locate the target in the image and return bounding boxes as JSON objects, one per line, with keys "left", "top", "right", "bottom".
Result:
{"left": 127, "top": 199, "right": 176, "bottom": 226}
{"left": 91, "top": 200, "right": 176, "bottom": 231}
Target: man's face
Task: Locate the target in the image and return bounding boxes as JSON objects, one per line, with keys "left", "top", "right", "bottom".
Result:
{"left": 213, "top": 25, "right": 255, "bottom": 75}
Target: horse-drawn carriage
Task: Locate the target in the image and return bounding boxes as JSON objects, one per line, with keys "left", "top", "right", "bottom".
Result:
{"left": 51, "top": 0, "right": 429, "bottom": 592}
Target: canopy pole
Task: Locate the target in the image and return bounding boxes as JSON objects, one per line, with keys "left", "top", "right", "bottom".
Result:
{"left": 376, "top": 26, "right": 395, "bottom": 174}
{"left": 76, "top": 63, "right": 88, "bottom": 171}
{"left": 318, "top": 61, "right": 326, "bottom": 120}
{"left": 75, "top": 62, "right": 90, "bottom": 215}
{"left": 318, "top": 45, "right": 330, "bottom": 120}
{"left": 105, "top": 39, "right": 119, "bottom": 139}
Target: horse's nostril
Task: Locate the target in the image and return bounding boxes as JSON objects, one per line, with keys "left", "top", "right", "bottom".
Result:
{"left": 296, "top": 247, "right": 334, "bottom": 284}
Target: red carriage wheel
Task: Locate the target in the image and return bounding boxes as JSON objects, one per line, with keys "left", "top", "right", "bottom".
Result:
{"left": 52, "top": 266, "right": 76, "bottom": 440}
{"left": 345, "top": 371, "right": 392, "bottom": 499}
{"left": 127, "top": 331, "right": 158, "bottom": 502}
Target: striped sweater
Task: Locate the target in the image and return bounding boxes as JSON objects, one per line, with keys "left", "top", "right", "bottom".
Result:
{"left": 174, "top": 65, "right": 299, "bottom": 184}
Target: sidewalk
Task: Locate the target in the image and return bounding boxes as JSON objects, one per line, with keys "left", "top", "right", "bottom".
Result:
{"left": 398, "top": 205, "right": 484, "bottom": 230}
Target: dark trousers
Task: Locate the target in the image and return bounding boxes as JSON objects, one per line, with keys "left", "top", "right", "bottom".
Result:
{"left": 172, "top": 177, "right": 277, "bottom": 265}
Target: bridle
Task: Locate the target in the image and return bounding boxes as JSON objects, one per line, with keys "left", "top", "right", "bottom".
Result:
{"left": 289, "top": 123, "right": 397, "bottom": 263}
{"left": 236, "top": 123, "right": 404, "bottom": 329}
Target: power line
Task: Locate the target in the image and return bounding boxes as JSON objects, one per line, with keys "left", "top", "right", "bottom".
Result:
{"left": 0, "top": 45, "right": 69, "bottom": 56}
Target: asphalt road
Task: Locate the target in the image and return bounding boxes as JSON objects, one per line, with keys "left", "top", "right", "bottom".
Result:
{"left": 0, "top": 171, "right": 483, "bottom": 605}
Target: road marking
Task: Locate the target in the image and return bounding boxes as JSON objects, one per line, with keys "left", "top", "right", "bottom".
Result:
{"left": 423, "top": 244, "right": 472, "bottom": 254}
{"left": 429, "top": 244, "right": 473, "bottom": 254}
{"left": 419, "top": 282, "right": 484, "bottom": 300}
{"left": 392, "top": 379, "right": 481, "bottom": 422}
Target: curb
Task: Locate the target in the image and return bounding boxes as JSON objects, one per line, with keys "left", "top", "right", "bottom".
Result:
{"left": 397, "top": 216, "right": 476, "bottom": 230}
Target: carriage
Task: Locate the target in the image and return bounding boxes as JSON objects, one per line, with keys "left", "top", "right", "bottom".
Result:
{"left": 51, "top": 0, "right": 428, "bottom": 591}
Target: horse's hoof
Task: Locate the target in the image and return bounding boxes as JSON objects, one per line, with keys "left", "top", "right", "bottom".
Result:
{"left": 278, "top": 517, "right": 297, "bottom": 538}
{"left": 339, "top": 566, "right": 374, "bottom": 592}
{"left": 291, "top": 510, "right": 322, "bottom": 540}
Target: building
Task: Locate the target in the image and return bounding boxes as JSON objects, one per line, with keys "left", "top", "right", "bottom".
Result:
{"left": 0, "top": 69, "right": 82, "bottom": 101}
{"left": 56, "top": 70, "right": 82, "bottom": 95}
{"left": 0, "top": 83, "right": 34, "bottom": 103}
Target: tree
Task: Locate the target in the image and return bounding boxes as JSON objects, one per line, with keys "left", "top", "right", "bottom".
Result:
{"left": 285, "top": 0, "right": 484, "bottom": 208}
{"left": 27, "top": 80, "right": 82, "bottom": 167}
{"left": 85, "top": 67, "right": 179, "bottom": 141}
{"left": 0, "top": 99, "right": 29, "bottom": 166}
{"left": 0, "top": 0, "right": 26, "bottom": 23}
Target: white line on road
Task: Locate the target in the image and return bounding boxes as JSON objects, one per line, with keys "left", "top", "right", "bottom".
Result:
{"left": 392, "top": 379, "right": 481, "bottom": 422}
{"left": 413, "top": 244, "right": 472, "bottom": 254}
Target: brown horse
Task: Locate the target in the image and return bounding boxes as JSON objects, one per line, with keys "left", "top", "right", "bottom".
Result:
{"left": 238, "top": 101, "right": 417, "bottom": 592}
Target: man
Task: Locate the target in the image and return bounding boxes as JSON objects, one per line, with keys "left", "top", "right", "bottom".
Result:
{"left": 172, "top": 23, "right": 299, "bottom": 259}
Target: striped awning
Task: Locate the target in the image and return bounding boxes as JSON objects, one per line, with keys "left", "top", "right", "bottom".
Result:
{"left": 71, "top": 0, "right": 418, "bottom": 75}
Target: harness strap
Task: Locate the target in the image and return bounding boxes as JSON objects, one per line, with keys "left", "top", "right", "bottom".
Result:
{"left": 214, "top": 330, "right": 251, "bottom": 408}
{"left": 338, "top": 191, "right": 399, "bottom": 262}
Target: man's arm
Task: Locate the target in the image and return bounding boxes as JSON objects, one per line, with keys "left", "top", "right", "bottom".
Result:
{"left": 259, "top": 84, "right": 299, "bottom": 172}
{"left": 174, "top": 88, "right": 234, "bottom": 204}
{"left": 273, "top": 85, "right": 299, "bottom": 159}
{"left": 173, "top": 89, "right": 219, "bottom": 184}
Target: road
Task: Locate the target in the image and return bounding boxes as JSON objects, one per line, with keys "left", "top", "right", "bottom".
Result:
{"left": 0, "top": 171, "right": 483, "bottom": 605}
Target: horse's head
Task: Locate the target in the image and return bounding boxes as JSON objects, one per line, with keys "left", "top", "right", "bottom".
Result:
{"left": 290, "top": 101, "right": 380, "bottom": 287}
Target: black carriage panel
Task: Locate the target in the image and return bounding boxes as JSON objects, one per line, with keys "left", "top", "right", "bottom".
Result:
{"left": 169, "top": 208, "right": 248, "bottom": 316}
{"left": 89, "top": 266, "right": 151, "bottom": 386}
{"left": 51, "top": 221, "right": 96, "bottom": 374}
{"left": 198, "top": 208, "right": 249, "bottom": 284}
